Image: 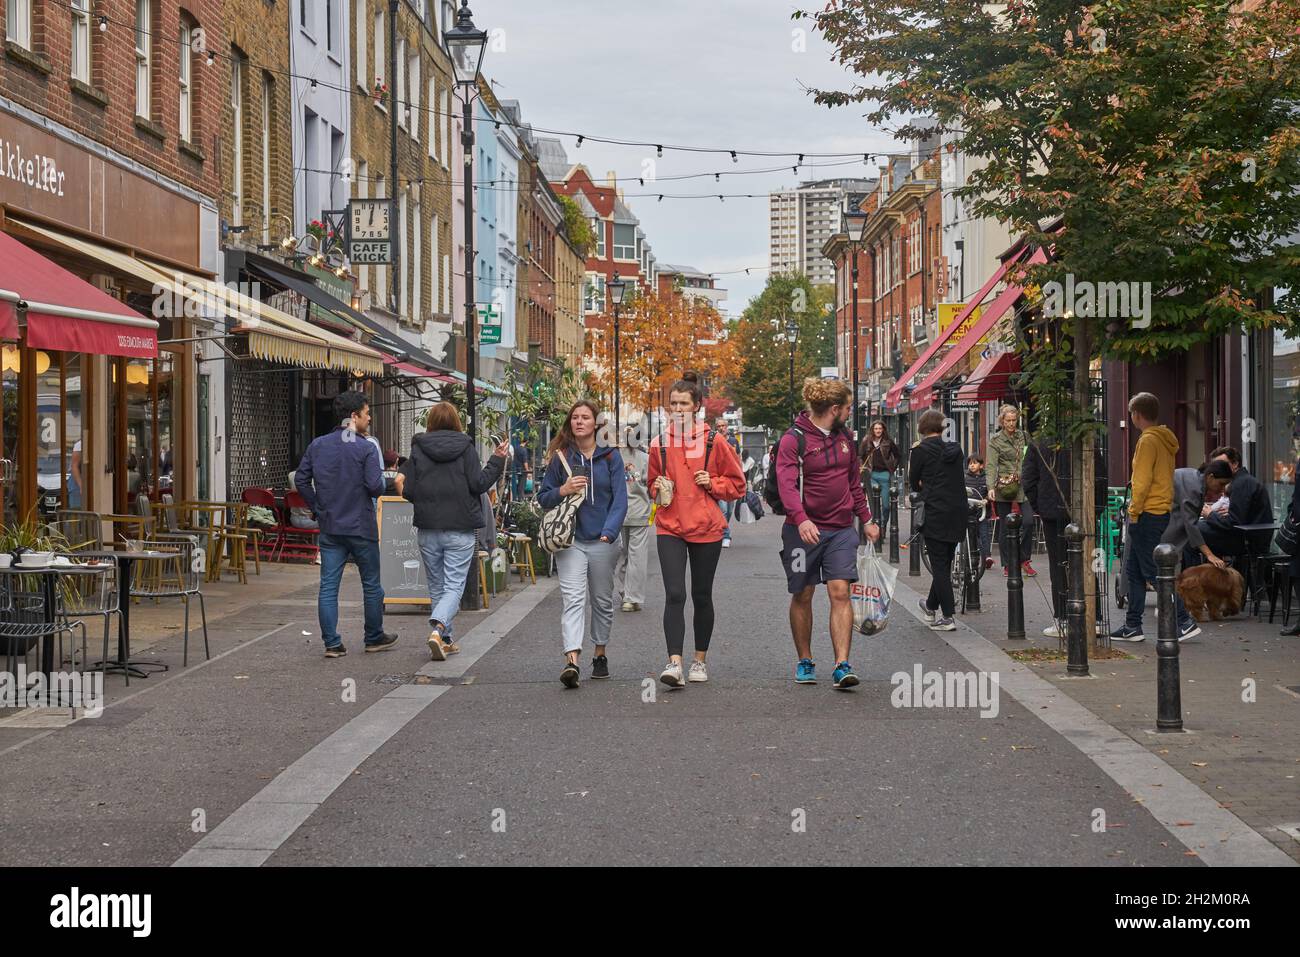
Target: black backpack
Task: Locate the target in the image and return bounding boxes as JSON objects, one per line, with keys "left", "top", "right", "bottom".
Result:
{"left": 764, "top": 427, "right": 805, "bottom": 516}
{"left": 657, "top": 430, "right": 715, "bottom": 482}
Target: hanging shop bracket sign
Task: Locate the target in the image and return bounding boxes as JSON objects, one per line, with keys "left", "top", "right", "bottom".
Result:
{"left": 478, "top": 305, "right": 501, "bottom": 345}
{"left": 348, "top": 198, "right": 392, "bottom": 265}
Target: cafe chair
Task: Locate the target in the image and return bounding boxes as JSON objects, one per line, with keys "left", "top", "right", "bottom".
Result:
{"left": 57, "top": 562, "right": 119, "bottom": 682}
{"left": 0, "top": 572, "right": 82, "bottom": 704}
{"left": 508, "top": 533, "right": 537, "bottom": 584}
{"left": 128, "top": 539, "right": 209, "bottom": 667}
{"left": 240, "top": 488, "right": 284, "bottom": 567}
{"left": 209, "top": 503, "right": 251, "bottom": 585}
{"left": 52, "top": 510, "right": 103, "bottom": 552}
{"left": 278, "top": 491, "right": 320, "bottom": 563}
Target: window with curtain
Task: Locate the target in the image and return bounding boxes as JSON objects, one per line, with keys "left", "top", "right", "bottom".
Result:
{"left": 70, "top": 0, "right": 91, "bottom": 82}
{"left": 373, "top": 11, "right": 384, "bottom": 87}
{"left": 231, "top": 49, "right": 245, "bottom": 226}
{"left": 261, "top": 74, "right": 273, "bottom": 243}
{"left": 396, "top": 38, "right": 407, "bottom": 129}
{"left": 135, "top": 0, "right": 152, "bottom": 118}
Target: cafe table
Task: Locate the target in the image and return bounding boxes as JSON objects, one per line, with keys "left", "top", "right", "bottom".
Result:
{"left": 72, "top": 549, "right": 176, "bottom": 680}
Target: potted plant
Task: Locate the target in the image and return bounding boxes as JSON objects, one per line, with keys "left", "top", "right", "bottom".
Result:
{"left": 373, "top": 77, "right": 389, "bottom": 105}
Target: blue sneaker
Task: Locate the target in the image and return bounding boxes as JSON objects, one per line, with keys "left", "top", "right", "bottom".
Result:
{"left": 832, "top": 661, "right": 860, "bottom": 690}
{"left": 795, "top": 659, "right": 817, "bottom": 683}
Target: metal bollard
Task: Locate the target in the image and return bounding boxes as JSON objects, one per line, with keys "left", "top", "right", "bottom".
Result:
{"left": 1065, "top": 523, "right": 1089, "bottom": 676}
{"left": 889, "top": 478, "right": 901, "bottom": 565}
{"left": 1005, "top": 511, "right": 1024, "bottom": 637}
{"left": 1155, "top": 544, "right": 1184, "bottom": 732}
{"left": 966, "top": 498, "right": 982, "bottom": 612}
{"left": 868, "top": 482, "right": 883, "bottom": 543}
{"left": 908, "top": 492, "right": 921, "bottom": 578}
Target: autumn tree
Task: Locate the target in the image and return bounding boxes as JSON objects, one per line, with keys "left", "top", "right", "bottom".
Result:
{"left": 583, "top": 288, "right": 739, "bottom": 423}
{"left": 722, "top": 274, "right": 836, "bottom": 433}
{"left": 801, "top": 0, "right": 1300, "bottom": 646}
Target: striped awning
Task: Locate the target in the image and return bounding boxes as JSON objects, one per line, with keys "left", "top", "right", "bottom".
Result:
{"left": 247, "top": 329, "right": 331, "bottom": 369}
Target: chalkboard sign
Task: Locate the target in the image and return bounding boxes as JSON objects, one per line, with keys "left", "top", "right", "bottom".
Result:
{"left": 376, "top": 496, "right": 428, "bottom": 606}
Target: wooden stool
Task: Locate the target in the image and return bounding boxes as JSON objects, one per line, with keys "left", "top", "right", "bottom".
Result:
{"left": 509, "top": 533, "right": 536, "bottom": 584}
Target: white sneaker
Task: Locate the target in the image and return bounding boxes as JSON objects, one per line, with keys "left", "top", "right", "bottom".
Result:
{"left": 688, "top": 660, "right": 708, "bottom": 683}
{"left": 1042, "top": 623, "right": 1062, "bottom": 638}
{"left": 722, "top": 539, "right": 732, "bottom": 548}
{"left": 660, "top": 661, "right": 684, "bottom": 688}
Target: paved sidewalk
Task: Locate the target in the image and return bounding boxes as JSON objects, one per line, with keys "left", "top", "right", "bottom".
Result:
{"left": 895, "top": 528, "right": 1300, "bottom": 863}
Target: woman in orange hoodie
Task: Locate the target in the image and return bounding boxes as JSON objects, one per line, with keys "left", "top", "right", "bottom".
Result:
{"left": 647, "top": 373, "right": 746, "bottom": 688}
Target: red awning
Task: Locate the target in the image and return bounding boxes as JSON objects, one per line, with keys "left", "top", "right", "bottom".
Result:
{"left": 0, "top": 230, "right": 157, "bottom": 357}
{"left": 884, "top": 244, "right": 1032, "bottom": 411}
{"left": 378, "top": 351, "right": 441, "bottom": 378}
{"left": 955, "top": 352, "right": 1022, "bottom": 404}
{"left": 908, "top": 247, "right": 1048, "bottom": 409}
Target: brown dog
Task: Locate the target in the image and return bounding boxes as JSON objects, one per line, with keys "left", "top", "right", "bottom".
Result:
{"left": 1176, "top": 564, "right": 1245, "bottom": 622}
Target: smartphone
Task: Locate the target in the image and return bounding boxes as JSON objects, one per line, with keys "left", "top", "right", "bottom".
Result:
{"left": 571, "top": 464, "right": 590, "bottom": 480}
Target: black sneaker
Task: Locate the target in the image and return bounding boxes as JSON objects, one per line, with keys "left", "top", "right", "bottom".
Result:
{"left": 364, "top": 632, "right": 399, "bottom": 653}
{"left": 560, "top": 658, "right": 580, "bottom": 688}
{"left": 591, "top": 655, "right": 610, "bottom": 679}
{"left": 324, "top": 643, "right": 347, "bottom": 658}
{"left": 1109, "top": 625, "right": 1145, "bottom": 643}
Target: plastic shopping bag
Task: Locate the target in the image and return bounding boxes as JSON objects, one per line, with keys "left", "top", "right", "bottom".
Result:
{"left": 852, "top": 542, "right": 899, "bottom": 636}
{"left": 735, "top": 499, "right": 758, "bottom": 524}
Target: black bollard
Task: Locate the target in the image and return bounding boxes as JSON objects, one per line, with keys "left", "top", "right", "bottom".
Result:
{"left": 966, "top": 497, "right": 982, "bottom": 612}
{"left": 889, "top": 476, "right": 901, "bottom": 565}
{"left": 1155, "top": 544, "right": 1184, "bottom": 732}
{"left": 868, "top": 482, "right": 883, "bottom": 542}
{"left": 1065, "top": 523, "right": 1089, "bottom": 675}
{"left": 908, "top": 492, "right": 921, "bottom": 578}
{"left": 1005, "top": 511, "right": 1024, "bottom": 638}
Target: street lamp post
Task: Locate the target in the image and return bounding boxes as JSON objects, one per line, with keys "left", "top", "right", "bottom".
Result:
{"left": 445, "top": 0, "right": 487, "bottom": 612}
{"left": 445, "top": 0, "right": 488, "bottom": 443}
{"left": 842, "top": 199, "right": 868, "bottom": 439}
{"left": 609, "top": 271, "right": 626, "bottom": 437}
{"left": 786, "top": 317, "right": 799, "bottom": 419}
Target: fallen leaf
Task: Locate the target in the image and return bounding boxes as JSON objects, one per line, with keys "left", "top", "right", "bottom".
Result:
{"left": 1011, "top": 745, "right": 1036, "bottom": 751}
{"left": 1175, "top": 821, "right": 1195, "bottom": 826}
{"left": 1184, "top": 850, "right": 1199, "bottom": 857}
{"left": 1191, "top": 761, "right": 1208, "bottom": 767}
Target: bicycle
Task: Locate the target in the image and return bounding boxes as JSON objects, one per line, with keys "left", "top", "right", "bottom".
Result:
{"left": 909, "top": 488, "right": 989, "bottom": 614}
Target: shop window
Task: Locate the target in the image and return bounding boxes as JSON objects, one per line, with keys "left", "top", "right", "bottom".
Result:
{"left": 1269, "top": 327, "right": 1300, "bottom": 515}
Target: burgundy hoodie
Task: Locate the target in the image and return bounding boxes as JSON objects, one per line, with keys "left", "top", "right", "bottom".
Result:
{"left": 776, "top": 412, "right": 873, "bottom": 530}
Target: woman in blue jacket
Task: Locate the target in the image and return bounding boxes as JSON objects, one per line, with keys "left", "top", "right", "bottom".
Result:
{"left": 539, "top": 400, "right": 628, "bottom": 688}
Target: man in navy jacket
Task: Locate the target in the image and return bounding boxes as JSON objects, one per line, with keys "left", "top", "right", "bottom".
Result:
{"left": 296, "top": 391, "right": 395, "bottom": 657}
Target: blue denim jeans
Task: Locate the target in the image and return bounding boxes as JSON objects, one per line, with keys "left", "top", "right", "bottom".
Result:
{"left": 870, "top": 470, "right": 892, "bottom": 526}
{"left": 1125, "top": 512, "right": 1192, "bottom": 631}
{"left": 318, "top": 533, "right": 385, "bottom": 648}
{"left": 719, "top": 499, "right": 732, "bottom": 541}
{"left": 418, "top": 528, "right": 477, "bottom": 638}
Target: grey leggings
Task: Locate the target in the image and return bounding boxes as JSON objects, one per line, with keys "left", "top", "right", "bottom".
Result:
{"left": 656, "top": 535, "right": 723, "bottom": 657}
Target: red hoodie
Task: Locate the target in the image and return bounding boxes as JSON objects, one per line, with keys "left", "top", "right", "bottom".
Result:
{"left": 647, "top": 421, "right": 746, "bottom": 543}
{"left": 776, "top": 411, "right": 873, "bottom": 530}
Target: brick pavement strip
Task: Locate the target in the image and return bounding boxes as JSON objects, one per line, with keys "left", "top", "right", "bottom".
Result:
{"left": 913, "top": 542, "right": 1300, "bottom": 863}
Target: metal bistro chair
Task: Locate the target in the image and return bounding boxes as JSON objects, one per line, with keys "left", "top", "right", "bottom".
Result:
{"left": 128, "top": 540, "right": 209, "bottom": 667}
{"left": 56, "top": 561, "right": 119, "bottom": 682}
{"left": 1, "top": 569, "right": 82, "bottom": 703}
{"left": 53, "top": 510, "right": 103, "bottom": 552}
{"left": 279, "top": 491, "right": 320, "bottom": 563}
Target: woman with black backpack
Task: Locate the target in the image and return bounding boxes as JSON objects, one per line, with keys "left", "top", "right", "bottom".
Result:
{"left": 399, "top": 402, "right": 510, "bottom": 660}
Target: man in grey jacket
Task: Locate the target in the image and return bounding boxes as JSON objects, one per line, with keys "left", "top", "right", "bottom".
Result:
{"left": 1162, "top": 464, "right": 1229, "bottom": 570}
{"left": 615, "top": 433, "right": 653, "bottom": 612}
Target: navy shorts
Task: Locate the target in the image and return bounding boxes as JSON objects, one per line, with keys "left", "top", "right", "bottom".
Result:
{"left": 779, "top": 523, "right": 859, "bottom": 594}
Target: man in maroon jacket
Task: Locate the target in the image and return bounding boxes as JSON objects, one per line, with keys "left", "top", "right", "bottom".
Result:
{"left": 776, "top": 378, "right": 879, "bottom": 690}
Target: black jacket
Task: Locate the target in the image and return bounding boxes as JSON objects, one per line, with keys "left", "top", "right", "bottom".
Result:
{"left": 1022, "top": 441, "right": 1108, "bottom": 523}
{"left": 908, "top": 437, "right": 968, "bottom": 543}
{"left": 860, "top": 435, "right": 900, "bottom": 474}
{"left": 1204, "top": 466, "right": 1274, "bottom": 552}
{"left": 400, "top": 431, "right": 505, "bottom": 531}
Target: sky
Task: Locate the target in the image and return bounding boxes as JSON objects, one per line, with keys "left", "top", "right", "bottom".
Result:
{"left": 477, "top": 0, "right": 903, "bottom": 316}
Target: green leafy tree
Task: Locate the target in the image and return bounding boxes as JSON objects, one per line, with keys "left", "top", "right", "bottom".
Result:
{"left": 722, "top": 274, "right": 836, "bottom": 432}
{"left": 558, "top": 195, "right": 596, "bottom": 257}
